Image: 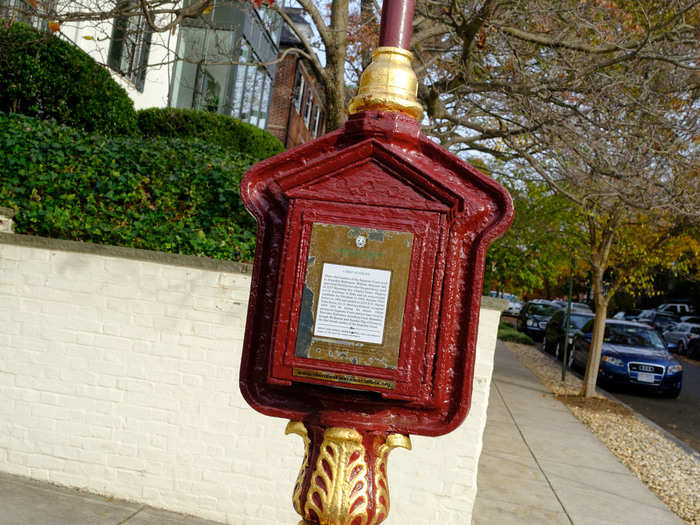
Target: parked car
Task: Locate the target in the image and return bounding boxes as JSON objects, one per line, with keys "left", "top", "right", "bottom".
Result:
{"left": 504, "top": 297, "right": 523, "bottom": 316}
{"left": 663, "top": 323, "right": 700, "bottom": 355}
{"left": 542, "top": 309, "right": 595, "bottom": 366}
{"left": 517, "top": 300, "right": 559, "bottom": 340}
{"left": 657, "top": 303, "right": 695, "bottom": 315}
{"left": 490, "top": 291, "right": 523, "bottom": 316}
{"left": 687, "top": 337, "right": 700, "bottom": 359}
{"left": 612, "top": 309, "right": 642, "bottom": 321}
{"left": 571, "top": 320, "right": 683, "bottom": 398}
{"left": 551, "top": 300, "right": 592, "bottom": 312}
{"left": 635, "top": 309, "right": 679, "bottom": 332}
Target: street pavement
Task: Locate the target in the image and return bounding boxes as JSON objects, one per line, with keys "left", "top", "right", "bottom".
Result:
{"left": 0, "top": 341, "right": 686, "bottom": 524}
{"left": 473, "top": 341, "right": 684, "bottom": 524}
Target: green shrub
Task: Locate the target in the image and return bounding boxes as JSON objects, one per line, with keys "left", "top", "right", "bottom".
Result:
{"left": 0, "top": 21, "right": 137, "bottom": 135}
{"left": 137, "top": 108, "right": 284, "bottom": 162}
{"left": 498, "top": 321, "right": 535, "bottom": 345}
{"left": 0, "top": 113, "right": 257, "bottom": 261}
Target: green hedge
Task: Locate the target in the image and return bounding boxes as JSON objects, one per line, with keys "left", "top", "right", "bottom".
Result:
{"left": 0, "top": 21, "right": 137, "bottom": 135}
{"left": 498, "top": 321, "right": 535, "bottom": 345}
{"left": 137, "top": 108, "right": 284, "bottom": 162}
{"left": 0, "top": 113, "right": 257, "bottom": 261}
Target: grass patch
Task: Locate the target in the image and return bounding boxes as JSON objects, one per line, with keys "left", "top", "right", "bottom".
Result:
{"left": 498, "top": 321, "right": 535, "bottom": 345}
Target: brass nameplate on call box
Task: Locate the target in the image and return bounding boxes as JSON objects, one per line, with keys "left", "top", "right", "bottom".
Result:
{"left": 295, "top": 223, "right": 413, "bottom": 370}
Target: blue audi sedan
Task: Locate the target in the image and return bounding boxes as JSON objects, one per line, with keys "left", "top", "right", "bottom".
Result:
{"left": 571, "top": 319, "right": 683, "bottom": 398}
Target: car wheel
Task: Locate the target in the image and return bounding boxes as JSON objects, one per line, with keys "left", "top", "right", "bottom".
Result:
{"left": 569, "top": 351, "right": 577, "bottom": 370}
{"left": 679, "top": 342, "right": 686, "bottom": 356}
{"left": 664, "top": 386, "right": 682, "bottom": 399}
{"left": 557, "top": 342, "right": 574, "bottom": 367}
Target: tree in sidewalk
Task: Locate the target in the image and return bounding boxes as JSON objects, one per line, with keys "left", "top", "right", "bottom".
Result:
{"left": 505, "top": 57, "right": 698, "bottom": 396}
{"left": 576, "top": 210, "right": 698, "bottom": 397}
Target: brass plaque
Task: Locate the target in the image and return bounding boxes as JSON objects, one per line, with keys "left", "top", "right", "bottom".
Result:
{"left": 295, "top": 223, "right": 413, "bottom": 370}
{"left": 293, "top": 368, "right": 396, "bottom": 390}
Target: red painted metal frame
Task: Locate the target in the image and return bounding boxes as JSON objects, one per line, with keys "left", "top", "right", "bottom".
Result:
{"left": 268, "top": 201, "right": 441, "bottom": 401}
{"left": 240, "top": 111, "right": 513, "bottom": 436}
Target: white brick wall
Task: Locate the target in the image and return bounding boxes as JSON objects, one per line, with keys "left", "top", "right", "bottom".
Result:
{"left": 0, "top": 235, "right": 503, "bottom": 524}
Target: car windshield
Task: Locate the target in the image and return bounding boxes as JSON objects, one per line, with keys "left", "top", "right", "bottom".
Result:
{"left": 529, "top": 304, "right": 557, "bottom": 315}
{"left": 604, "top": 325, "right": 665, "bottom": 349}
{"left": 570, "top": 314, "right": 593, "bottom": 329}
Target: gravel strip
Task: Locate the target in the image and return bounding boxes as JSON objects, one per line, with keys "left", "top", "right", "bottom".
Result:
{"left": 504, "top": 340, "right": 700, "bottom": 525}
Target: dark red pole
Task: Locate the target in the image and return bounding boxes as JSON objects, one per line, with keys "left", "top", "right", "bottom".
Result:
{"left": 378, "top": 0, "right": 415, "bottom": 50}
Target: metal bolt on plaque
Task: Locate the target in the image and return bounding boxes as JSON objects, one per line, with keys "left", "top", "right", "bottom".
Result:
{"left": 239, "top": 0, "right": 513, "bottom": 523}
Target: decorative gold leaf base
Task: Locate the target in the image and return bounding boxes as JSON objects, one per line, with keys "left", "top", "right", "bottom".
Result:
{"left": 348, "top": 47, "right": 423, "bottom": 121}
{"left": 286, "top": 422, "right": 411, "bottom": 525}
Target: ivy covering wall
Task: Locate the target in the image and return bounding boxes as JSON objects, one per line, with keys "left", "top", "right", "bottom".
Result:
{"left": 1, "top": 113, "right": 259, "bottom": 262}
{"left": 137, "top": 108, "right": 284, "bottom": 163}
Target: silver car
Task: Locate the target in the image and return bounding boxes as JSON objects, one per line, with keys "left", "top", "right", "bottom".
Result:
{"left": 490, "top": 292, "right": 522, "bottom": 316}
{"left": 663, "top": 323, "right": 700, "bottom": 355}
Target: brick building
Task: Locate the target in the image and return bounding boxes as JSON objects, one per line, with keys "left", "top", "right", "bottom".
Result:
{"left": 267, "top": 8, "right": 327, "bottom": 148}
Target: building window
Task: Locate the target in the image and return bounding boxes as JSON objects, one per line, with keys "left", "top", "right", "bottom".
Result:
{"left": 303, "top": 87, "right": 313, "bottom": 127}
{"left": 241, "top": 66, "right": 262, "bottom": 123}
{"left": 312, "top": 105, "right": 321, "bottom": 137}
{"left": 171, "top": 29, "right": 273, "bottom": 127}
{"left": 199, "top": 70, "right": 221, "bottom": 112}
{"left": 257, "top": 74, "right": 272, "bottom": 129}
{"left": 108, "top": 3, "right": 152, "bottom": 91}
{"left": 169, "top": 3, "right": 277, "bottom": 129}
{"left": 229, "top": 41, "right": 251, "bottom": 119}
{"left": 292, "top": 68, "right": 305, "bottom": 114}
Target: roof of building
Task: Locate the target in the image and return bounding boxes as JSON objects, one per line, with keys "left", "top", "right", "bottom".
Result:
{"left": 280, "top": 7, "right": 312, "bottom": 47}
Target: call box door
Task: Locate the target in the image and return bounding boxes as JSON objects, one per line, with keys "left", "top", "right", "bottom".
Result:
{"left": 269, "top": 199, "right": 445, "bottom": 402}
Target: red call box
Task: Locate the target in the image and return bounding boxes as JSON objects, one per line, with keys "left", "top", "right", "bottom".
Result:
{"left": 239, "top": 111, "right": 513, "bottom": 436}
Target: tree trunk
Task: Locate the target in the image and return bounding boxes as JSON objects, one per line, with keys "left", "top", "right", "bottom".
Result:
{"left": 324, "top": 72, "right": 347, "bottom": 130}
{"left": 324, "top": 0, "right": 349, "bottom": 130}
{"left": 582, "top": 265, "right": 610, "bottom": 397}
{"left": 359, "top": 0, "right": 375, "bottom": 70}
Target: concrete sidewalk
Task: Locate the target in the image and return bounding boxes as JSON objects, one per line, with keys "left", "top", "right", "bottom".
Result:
{"left": 0, "top": 471, "right": 223, "bottom": 525}
{"left": 0, "top": 341, "right": 684, "bottom": 525}
{"left": 472, "top": 341, "right": 684, "bottom": 524}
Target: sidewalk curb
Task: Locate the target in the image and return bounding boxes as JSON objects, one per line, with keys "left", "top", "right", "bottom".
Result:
{"left": 534, "top": 345, "right": 699, "bottom": 460}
